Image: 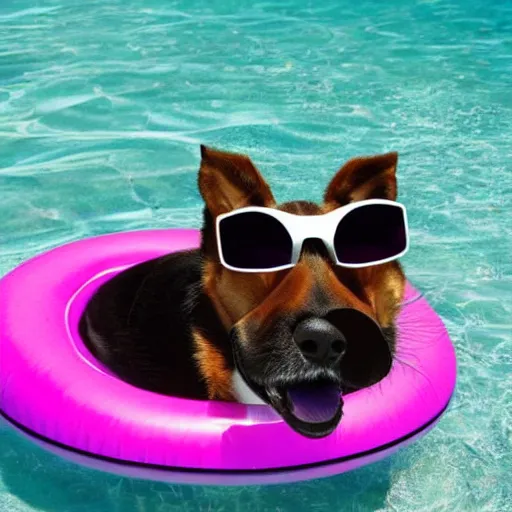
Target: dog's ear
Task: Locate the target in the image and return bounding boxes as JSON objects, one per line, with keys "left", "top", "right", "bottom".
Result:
{"left": 324, "top": 152, "right": 398, "bottom": 206}
{"left": 198, "top": 145, "right": 276, "bottom": 216}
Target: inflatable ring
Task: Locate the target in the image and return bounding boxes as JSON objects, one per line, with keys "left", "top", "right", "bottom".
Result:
{"left": 0, "top": 229, "right": 456, "bottom": 486}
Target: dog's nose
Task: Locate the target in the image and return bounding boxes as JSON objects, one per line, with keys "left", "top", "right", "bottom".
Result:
{"left": 293, "top": 318, "right": 346, "bottom": 365}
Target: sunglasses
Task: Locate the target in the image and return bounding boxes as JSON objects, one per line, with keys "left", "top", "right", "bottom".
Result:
{"left": 216, "top": 199, "right": 409, "bottom": 273}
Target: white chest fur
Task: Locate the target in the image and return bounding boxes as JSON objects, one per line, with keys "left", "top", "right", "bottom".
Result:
{"left": 231, "top": 369, "right": 266, "bottom": 405}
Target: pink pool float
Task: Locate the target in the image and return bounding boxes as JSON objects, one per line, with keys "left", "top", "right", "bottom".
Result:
{"left": 0, "top": 229, "right": 456, "bottom": 485}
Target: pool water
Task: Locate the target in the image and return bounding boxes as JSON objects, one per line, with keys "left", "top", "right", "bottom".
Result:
{"left": 1, "top": 0, "right": 511, "bottom": 510}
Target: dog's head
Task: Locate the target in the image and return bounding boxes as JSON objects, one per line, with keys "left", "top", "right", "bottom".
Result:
{"left": 197, "top": 145, "right": 406, "bottom": 438}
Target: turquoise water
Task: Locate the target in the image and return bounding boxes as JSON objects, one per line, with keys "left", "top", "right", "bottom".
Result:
{"left": 1, "top": 0, "right": 511, "bottom": 509}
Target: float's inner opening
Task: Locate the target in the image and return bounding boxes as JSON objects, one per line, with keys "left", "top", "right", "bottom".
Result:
{"left": 75, "top": 260, "right": 213, "bottom": 402}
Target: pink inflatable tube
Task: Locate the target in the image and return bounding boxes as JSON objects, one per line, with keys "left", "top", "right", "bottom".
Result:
{"left": 0, "top": 229, "right": 456, "bottom": 486}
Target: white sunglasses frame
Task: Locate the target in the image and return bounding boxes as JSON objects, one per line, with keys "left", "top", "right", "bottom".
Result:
{"left": 215, "top": 198, "right": 409, "bottom": 273}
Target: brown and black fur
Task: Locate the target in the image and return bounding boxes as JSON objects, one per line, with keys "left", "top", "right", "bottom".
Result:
{"left": 80, "top": 145, "right": 406, "bottom": 438}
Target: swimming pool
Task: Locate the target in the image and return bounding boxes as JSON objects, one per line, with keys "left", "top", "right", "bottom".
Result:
{"left": 1, "top": 0, "right": 510, "bottom": 510}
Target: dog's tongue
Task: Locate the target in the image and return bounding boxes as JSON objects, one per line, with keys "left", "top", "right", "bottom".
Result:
{"left": 287, "top": 382, "right": 341, "bottom": 424}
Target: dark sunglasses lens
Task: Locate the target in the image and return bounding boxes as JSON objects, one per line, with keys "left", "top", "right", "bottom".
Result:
{"left": 334, "top": 204, "right": 407, "bottom": 265}
{"left": 219, "top": 212, "right": 293, "bottom": 270}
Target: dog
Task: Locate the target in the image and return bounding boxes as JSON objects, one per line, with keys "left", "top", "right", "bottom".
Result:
{"left": 79, "top": 145, "right": 407, "bottom": 438}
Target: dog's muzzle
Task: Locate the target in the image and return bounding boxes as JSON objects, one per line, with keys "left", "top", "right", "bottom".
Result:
{"left": 230, "top": 308, "right": 392, "bottom": 438}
